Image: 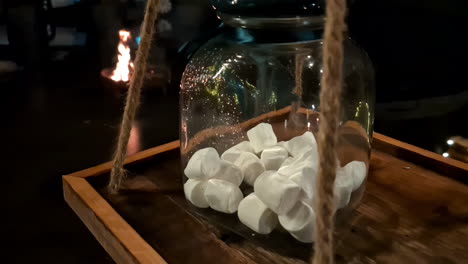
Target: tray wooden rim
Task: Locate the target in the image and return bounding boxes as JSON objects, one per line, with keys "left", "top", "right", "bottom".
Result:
{"left": 63, "top": 141, "right": 179, "bottom": 264}
{"left": 63, "top": 134, "right": 467, "bottom": 264}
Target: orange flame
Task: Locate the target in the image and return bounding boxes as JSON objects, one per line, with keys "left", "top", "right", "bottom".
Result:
{"left": 111, "top": 30, "right": 134, "bottom": 82}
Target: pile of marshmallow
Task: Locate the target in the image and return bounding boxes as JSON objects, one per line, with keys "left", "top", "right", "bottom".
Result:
{"left": 183, "top": 123, "right": 366, "bottom": 243}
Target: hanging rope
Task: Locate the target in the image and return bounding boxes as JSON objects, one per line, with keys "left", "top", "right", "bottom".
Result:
{"left": 108, "top": 0, "right": 160, "bottom": 193}
{"left": 312, "top": 0, "right": 347, "bottom": 263}
{"left": 293, "top": 54, "right": 304, "bottom": 96}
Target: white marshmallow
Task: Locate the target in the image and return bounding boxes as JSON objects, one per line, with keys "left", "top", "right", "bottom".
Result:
{"left": 237, "top": 193, "right": 278, "bottom": 234}
{"left": 184, "top": 147, "right": 220, "bottom": 180}
{"left": 247, "top": 123, "right": 277, "bottom": 153}
{"left": 183, "top": 179, "right": 209, "bottom": 208}
{"left": 254, "top": 171, "right": 301, "bottom": 215}
{"left": 277, "top": 141, "right": 288, "bottom": 149}
{"left": 280, "top": 157, "right": 294, "bottom": 168}
{"left": 288, "top": 166, "right": 317, "bottom": 202}
{"left": 209, "top": 160, "right": 243, "bottom": 186}
{"left": 278, "top": 201, "right": 315, "bottom": 243}
{"left": 221, "top": 141, "right": 255, "bottom": 163}
{"left": 300, "top": 149, "right": 319, "bottom": 165}
{"left": 204, "top": 179, "right": 243, "bottom": 214}
{"left": 343, "top": 161, "right": 367, "bottom": 191}
{"left": 276, "top": 150, "right": 318, "bottom": 207}
{"left": 334, "top": 169, "right": 354, "bottom": 209}
{"left": 278, "top": 150, "right": 318, "bottom": 177}
{"left": 286, "top": 132, "right": 317, "bottom": 157}
{"left": 260, "top": 145, "right": 289, "bottom": 170}
{"left": 277, "top": 162, "right": 299, "bottom": 177}
{"left": 297, "top": 190, "right": 314, "bottom": 206}
{"left": 234, "top": 152, "right": 265, "bottom": 185}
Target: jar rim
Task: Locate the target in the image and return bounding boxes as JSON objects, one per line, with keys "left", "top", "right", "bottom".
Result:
{"left": 219, "top": 13, "right": 325, "bottom": 30}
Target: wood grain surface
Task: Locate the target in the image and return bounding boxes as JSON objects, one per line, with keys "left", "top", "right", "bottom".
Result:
{"left": 64, "top": 133, "right": 468, "bottom": 264}
{"left": 373, "top": 133, "right": 468, "bottom": 182}
{"left": 63, "top": 176, "right": 167, "bottom": 264}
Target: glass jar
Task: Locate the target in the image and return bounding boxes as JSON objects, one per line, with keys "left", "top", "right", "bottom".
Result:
{"left": 179, "top": 0, "right": 374, "bottom": 258}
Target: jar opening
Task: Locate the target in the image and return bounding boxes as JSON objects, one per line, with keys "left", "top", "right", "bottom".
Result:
{"left": 219, "top": 13, "right": 324, "bottom": 30}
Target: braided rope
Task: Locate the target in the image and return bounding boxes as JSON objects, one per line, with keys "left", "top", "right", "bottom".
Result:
{"left": 108, "top": 0, "right": 160, "bottom": 193}
{"left": 312, "top": 0, "right": 347, "bottom": 263}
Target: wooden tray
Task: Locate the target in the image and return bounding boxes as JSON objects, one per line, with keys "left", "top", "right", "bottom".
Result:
{"left": 63, "top": 133, "right": 468, "bottom": 264}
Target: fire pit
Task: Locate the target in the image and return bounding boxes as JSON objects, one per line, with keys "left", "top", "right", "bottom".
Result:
{"left": 100, "top": 29, "right": 171, "bottom": 95}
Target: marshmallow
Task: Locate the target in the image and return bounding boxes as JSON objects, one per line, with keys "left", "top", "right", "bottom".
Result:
{"left": 260, "top": 145, "right": 289, "bottom": 170}
{"left": 184, "top": 179, "right": 209, "bottom": 208}
{"left": 277, "top": 141, "right": 288, "bottom": 149}
{"left": 334, "top": 169, "right": 354, "bottom": 209}
{"left": 280, "top": 157, "right": 294, "bottom": 168}
{"left": 278, "top": 150, "right": 318, "bottom": 177}
{"left": 343, "top": 161, "right": 367, "bottom": 191}
{"left": 221, "top": 141, "right": 255, "bottom": 163}
{"left": 247, "top": 123, "right": 277, "bottom": 153}
{"left": 288, "top": 166, "right": 317, "bottom": 202}
{"left": 254, "top": 171, "right": 301, "bottom": 215}
{"left": 286, "top": 132, "right": 317, "bottom": 157}
{"left": 234, "top": 152, "right": 265, "bottom": 185}
{"left": 278, "top": 201, "right": 315, "bottom": 243}
{"left": 209, "top": 160, "right": 243, "bottom": 186}
{"left": 184, "top": 148, "right": 220, "bottom": 180}
{"left": 238, "top": 193, "right": 278, "bottom": 234}
{"left": 297, "top": 190, "right": 314, "bottom": 206}
{"left": 299, "top": 149, "right": 319, "bottom": 165}
{"left": 277, "top": 150, "right": 320, "bottom": 206}
{"left": 205, "top": 179, "right": 243, "bottom": 214}
{"left": 277, "top": 162, "right": 300, "bottom": 177}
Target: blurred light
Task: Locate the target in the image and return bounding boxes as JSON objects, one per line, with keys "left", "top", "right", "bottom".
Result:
{"left": 442, "top": 152, "right": 449, "bottom": 158}
{"left": 136, "top": 36, "right": 141, "bottom": 45}
{"left": 447, "top": 139, "right": 454, "bottom": 146}
{"left": 212, "top": 64, "right": 226, "bottom": 79}
{"left": 268, "top": 92, "right": 278, "bottom": 105}
{"left": 127, "top": 124, "right": 141, "bottom": 155}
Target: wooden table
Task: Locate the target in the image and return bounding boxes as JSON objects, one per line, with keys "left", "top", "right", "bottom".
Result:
{"left": 63, "top": 133, "right": 468, "bottom": 264}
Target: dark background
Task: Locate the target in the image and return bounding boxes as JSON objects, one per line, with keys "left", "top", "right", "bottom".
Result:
{"left": 1, "top": 0, "right": 466, "bottom": 263}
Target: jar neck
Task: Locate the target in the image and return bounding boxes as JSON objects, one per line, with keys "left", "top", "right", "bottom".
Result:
{"left": 219, "top": 13, "right": 324, "bottom": 44}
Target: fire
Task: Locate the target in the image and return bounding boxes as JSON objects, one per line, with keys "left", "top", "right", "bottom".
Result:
{"left": 110, "top": 30, "right": 134, "bottom": 82}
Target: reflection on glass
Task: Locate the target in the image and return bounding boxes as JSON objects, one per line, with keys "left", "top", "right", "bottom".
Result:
{"left": 127, "top": 123, "right": 141, "bottom": 156}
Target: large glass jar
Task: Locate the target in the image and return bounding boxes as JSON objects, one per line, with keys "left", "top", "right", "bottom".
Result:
{"left": 179, "top": 0, "right": 374, "bottom": 258}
